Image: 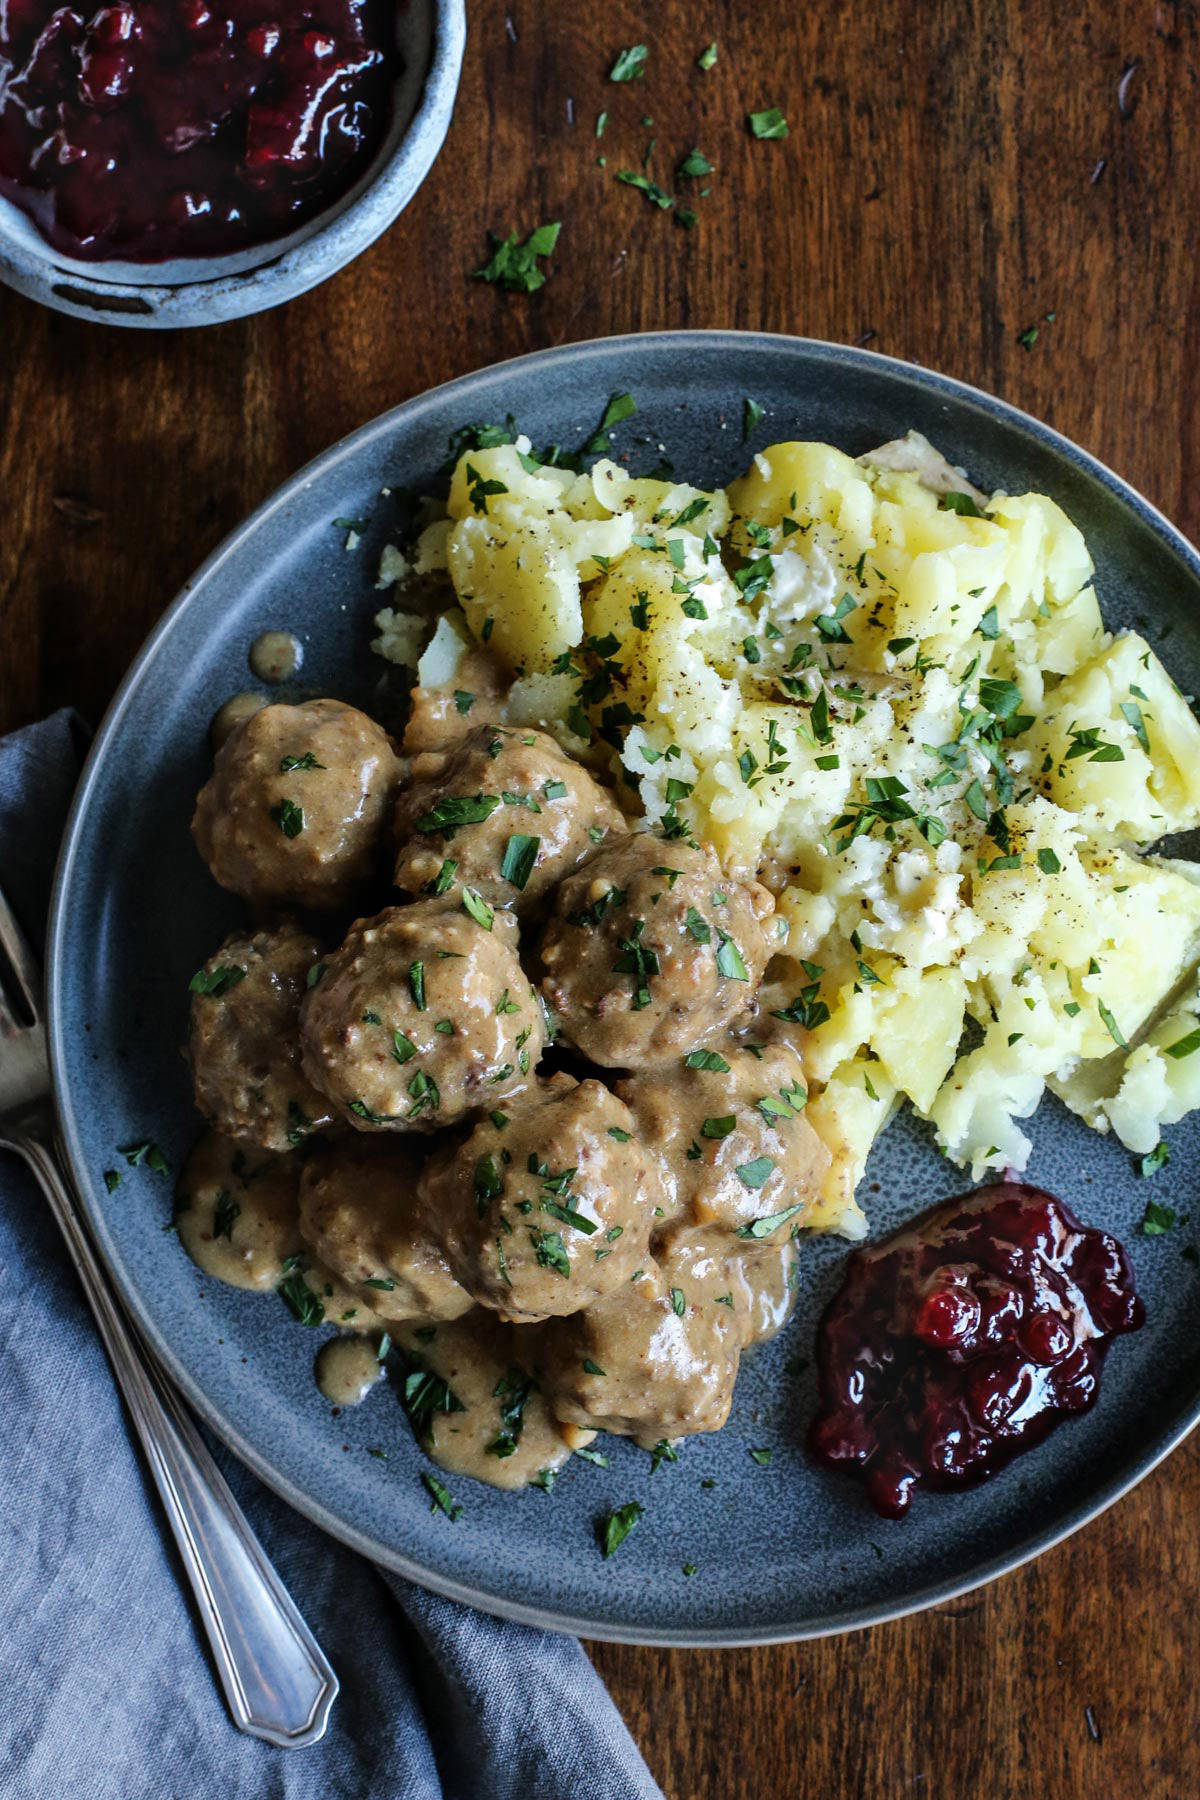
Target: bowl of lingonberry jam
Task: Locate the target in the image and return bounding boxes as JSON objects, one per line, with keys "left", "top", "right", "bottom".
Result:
{"left": 0, "top": 0, "right": 464, "bottom": 325}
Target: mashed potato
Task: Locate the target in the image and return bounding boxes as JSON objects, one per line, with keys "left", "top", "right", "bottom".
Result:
{"left": 373, "top": 427, "right": 1200, "bottom": 1235}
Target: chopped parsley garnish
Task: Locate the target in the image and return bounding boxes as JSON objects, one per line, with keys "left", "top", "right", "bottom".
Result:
{"left": 1165, "top": 1027, "right": 1200, "bottom": 1060}
{"left": 615, "top": 170, "right": 673, "bottom": 210}
{"left": 583, "top": 392, "right": 637, "bottom": 456}
{"left": 1036, "top": 848, "right": 1062, "bottom": 874}
{"left": 403, "top": 1364, "right": 466, "bottom": 1440}
{"left": 701, "top": 1115, "right": 736, "bottom": 1139}
{"left": 270, "top": 798, "right": 303, "bottom": 838}
{"left": 1064, "top": 724, "right": 1124, "bottom": 764}
{"left": 748, "top": 107, "right": 789, "bottom": 139}
{"left": 188, "top": 963, "right": 246, "bottom": 998}
{"left": 734, "top": 1156, "right": 775, "bottom": 1191}
{"left": 473, "top": 222, "right": 561, "bottom": 294}
{"left": 583, "top": 1359, "right": 607, "bottom": 1377}
{"left": 599, "top": 1500, "right": 644, "bottom": 1557}
{"left": 408, "top": 961, "right": 427, "bottom": 1011}
{"left": 738, "top": 1201, "right": 806, "bottom": 1239}
{"left": 670, "top": 1286, "right": 686, "bottom": 1316}
{"left": 285, "top": 1101, "right": 312, "bottom": 1147}
{"left": 103, "top": 1169, "right": 120, "bottom": 1193}
{"left": 649, "top": 1439, "right": 679, "bottom": 1472}
{"left": 530, "top": 1227, "right": 571, "bottom": 1278}
{"left": 407, "top": 1070, "right": 440, "bottom": 1118}
{"left": 422, "top": 1472, "right": 463, "bottom": 1521}
{"left": 278, "top": 1270, "right": 324, "bottom": 1327}
{"left": 684, "top": 906, "right": 711, "bottom": 943}
{"left": 608, "top": 1124, "right": 632, "bottom": 1141}
{"left": 941, "top": 490, "right": 986, "bottom": 517}
{"left": 349, "top": 1099, "right": 399, "bottom": 1125}
{"left": 488, "top": 1368, "right": 536, "bottom": 1458}
{"left": 614, "top": 919, "right": 659, "bottom": 1009}
{"left": 743, "top": 397, "right": 764, "bottom": 439}
{"left": 609, "top": 43, "right": 647, "bottom": 81}
{"left": 715, "top": 933, "right": 748, "bottom": 980}
{"left": 678, "top": 148, "right": 713, "bottom": 179}
{"left": 1139, "top": 1142, "right": 1170, "bottom": 1177}
{"left": 1119, "top": 699, "right": 1150, "bottom": 753}
{"left": 119, "top": 1141, "right": 169, "bottom": 1174}
{"left": 684, "top": 1047, "right": 730, "bottom": 1072}
{"left": 428, "top": 858, "right": 458, "bottom": 896}
{"left": 306, "top": 961, "right": 327, "bottom": 989}
{"left": 279, "top": 751, "right": 324, "bottom": 772}
{"left": 574, "top": 1445, "right": 610, "bottom": 1467}
{"left": 697, "top": 41, "right": 718, "bottom": 70}
{"left": 474, "top": 1154, "right": 504, "bottom": 1214}
{"left": 212, "top": 1190, "right": 240, "bottom": 1241}
{"left": 415, "top": 793, "right": 501, "bottom": 834}
{"left": 1097, "top": 1000, "right": 1127, "bottom": 1047}
{"left": 461, "top": 887, "right": 495, "bottom": 930}
{"left": 500, "top": 833, "right": 540, "bottom": 890}
{"left": 1141, "top": 1198, "right": 1176, "bottom": 1236}
{"left": 748, "top": 1447, "right": 772, "bottom": 1467}
{"left": 543, "top": 779, "right": 568, "bottom": 800}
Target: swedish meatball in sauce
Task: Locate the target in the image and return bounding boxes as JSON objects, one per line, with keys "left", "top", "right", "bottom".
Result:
{"left": 539, "top": 832, "right": 776, "bottom": 1067}
{"left": 192, "top": 698, "right": 400, "bottom": 910}
{"left": 187, "top": 920, "right": 334, "bottom": 1152}
{"left": 417, "top": 1076, "right": 664, "bottom": 1322}
{"left": 299, "top": 900, "right": 545, "bottom": 1131}
{"left": 392, "top": 722, "right": 625, "bottom": 912}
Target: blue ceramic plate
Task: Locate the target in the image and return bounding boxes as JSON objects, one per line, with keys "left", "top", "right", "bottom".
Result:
{"left": 47, "top": 334, "right": 1200, "bottom": 1643}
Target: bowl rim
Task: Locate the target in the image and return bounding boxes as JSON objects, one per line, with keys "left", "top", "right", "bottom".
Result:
{"left": 0, "top": 0, "right": 467, "bottom": 328}
{"left": 46, "top": 329, "right": 1200, "bottom": 1643}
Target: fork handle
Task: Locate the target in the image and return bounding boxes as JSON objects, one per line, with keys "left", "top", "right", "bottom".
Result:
{"left": 10, "top": 1134, "right": 339, "bottom": 1749}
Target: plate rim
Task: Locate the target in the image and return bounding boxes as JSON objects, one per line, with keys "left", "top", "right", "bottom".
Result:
{"left": 46, "top": 328, "right": 1200, "bottom": 1645}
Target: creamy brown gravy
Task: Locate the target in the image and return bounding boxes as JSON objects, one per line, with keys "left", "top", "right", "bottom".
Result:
{"left": 249, "top": 630, "right": 303, "bottom": 683}
{"left": 315, "top": 1335, "right": 386, "bottom": 1406}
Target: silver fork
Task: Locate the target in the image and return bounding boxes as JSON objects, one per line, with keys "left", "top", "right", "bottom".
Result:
{"left": 0, "top": 880, "right": 338, "bottom": 1748}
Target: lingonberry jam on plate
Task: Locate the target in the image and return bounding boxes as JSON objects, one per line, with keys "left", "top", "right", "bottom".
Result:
{"left": 810, "top": 1181, "right": 1144, "bottom": 1518}
{"left": 0, "top": 0, "right": 397, "bottom": 261}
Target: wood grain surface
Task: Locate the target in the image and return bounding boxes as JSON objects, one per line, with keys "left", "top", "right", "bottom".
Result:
{"left": 2, "top": 2, "right": 1197, "bottom": 1793}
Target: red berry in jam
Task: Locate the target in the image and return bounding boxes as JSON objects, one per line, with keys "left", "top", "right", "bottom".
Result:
{"left": 810, "top": 1182, "right": 1143, "bottom": 1517}
{"left": 0, "top": 0, "right": 397, "bottom": 260}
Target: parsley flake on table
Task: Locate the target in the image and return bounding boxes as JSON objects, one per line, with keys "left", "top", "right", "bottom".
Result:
{"left": 615, "top": 170, "right": 674, "bottom": 211}
{"left": 748, "top": 107, "right": 789, "bottom": 140}
{"left": 697, "top": 41, "right": 718, "bottom": 70}
{"left": 474, "top": 222, "right": 561, "bottom": 294}
{"left": 609, "top": 43, "right": 648, "bottom": 81}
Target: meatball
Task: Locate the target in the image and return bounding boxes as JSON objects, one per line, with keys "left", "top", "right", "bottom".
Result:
{"left": 300, "top": 900, "right": 545, "bottom": 1132}
{"left": 417, "top": 1077, "right": 663, "bottom": 1322}
{"left": 187, "top": 921, "right": 335, "bottom": 1152}
{"left": 538, "top": 833, "right": 775, "bottom": 1068}
{"left": 175, "top": 1130, "right": 302, "bottom": 1292}
{"left": 192, "top": 699, "right": 401, "bottom": 910}
{"left": 535, "top": 1253, "right": 742, "bottom": 1446}
{"left": 617, "top": 1042, "right": 829, "bottom": 1240}
{"left": 298, "top": 1136, "right": 472, "bottom": 1323}
{"left": 392, "top": 723, "right": 624, "bottom": 912}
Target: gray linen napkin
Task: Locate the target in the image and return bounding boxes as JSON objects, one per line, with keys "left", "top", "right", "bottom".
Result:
{"left": 0, "top": 712, "right": 663, "bottom": 1800}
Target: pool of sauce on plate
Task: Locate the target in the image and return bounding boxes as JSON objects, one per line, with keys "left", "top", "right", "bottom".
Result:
{"left": 249, "top": 630, "right": 302, "bottom": 682}
{"left": 0, "top": 0, "right": 398, "bottom": 262}
{"left": 809, "top": 1181, "right": 1144, "bottom": 1518}
{"left": 315, "top": 1334, "right": 384, "bottom": 1406}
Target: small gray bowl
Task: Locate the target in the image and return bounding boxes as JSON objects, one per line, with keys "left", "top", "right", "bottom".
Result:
{"left": 0, "top": 0, "right": 465, "bottom": 329}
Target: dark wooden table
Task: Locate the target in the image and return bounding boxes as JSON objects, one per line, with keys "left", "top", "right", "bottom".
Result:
{"left": 3, "top": 2, "right": 1197, "bottom": 1792}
